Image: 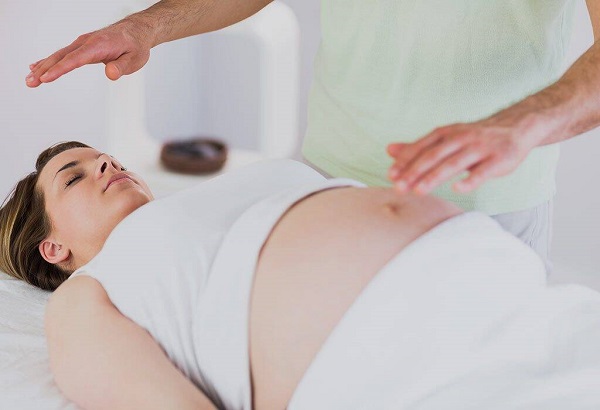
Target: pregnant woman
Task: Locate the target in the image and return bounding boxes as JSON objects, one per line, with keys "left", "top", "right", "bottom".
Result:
{"left": 0, "top": 141, "right": 565, "bottom": 409}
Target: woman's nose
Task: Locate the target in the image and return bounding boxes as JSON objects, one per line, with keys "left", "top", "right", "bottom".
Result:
{"left": 96, "top": 154, "right": 118, "bottom": 178}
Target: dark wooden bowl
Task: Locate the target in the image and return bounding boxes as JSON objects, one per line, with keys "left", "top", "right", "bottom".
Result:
{"left": 160, "top": 138, "right": 228, "bottom": 175}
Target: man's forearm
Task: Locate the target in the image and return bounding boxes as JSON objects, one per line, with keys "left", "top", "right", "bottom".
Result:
{"left": 126, "top": 0, "right": 274, "bottom": 48}
{"left": 493, "top": 40, "right": 600, "bottom": 148}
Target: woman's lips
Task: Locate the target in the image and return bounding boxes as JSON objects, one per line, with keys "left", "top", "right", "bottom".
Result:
{"left": 105, "top": 174, "right": 135, "bottom": 191}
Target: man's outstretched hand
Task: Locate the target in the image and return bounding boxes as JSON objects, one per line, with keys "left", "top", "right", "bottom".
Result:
{"left": 387, "top": 116, "right": 542, "bottom": 195}
{"left": 26, "top": 19, "right": 153, "bottom": 87}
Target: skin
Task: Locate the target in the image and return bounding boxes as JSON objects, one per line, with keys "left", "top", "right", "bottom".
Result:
{"left": 37, "top": 147, "right": 153, "bottom": 270}
{"left": 47, "top": 276, "right": 217, "bottom": 410}
{"left": 249, "top": 187, "right": 461, "bottom": 408}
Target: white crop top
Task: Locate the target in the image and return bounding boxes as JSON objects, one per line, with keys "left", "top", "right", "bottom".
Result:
{"left": 70, "top": 159, "right": 363, "bottom": 409}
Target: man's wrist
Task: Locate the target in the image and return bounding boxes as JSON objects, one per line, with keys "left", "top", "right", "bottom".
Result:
{"left": 122, "top": 10, "right": 162, "bottom": 49}
{"left": 491, "top": 92, "right": 572, "bottom": 148}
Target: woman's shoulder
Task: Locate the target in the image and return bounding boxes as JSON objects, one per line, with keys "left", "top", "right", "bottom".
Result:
{"left": 46, "top": 276, "right": 111, "bottom": 321}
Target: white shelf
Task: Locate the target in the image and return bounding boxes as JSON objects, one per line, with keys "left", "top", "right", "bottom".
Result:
{"left": 120, "top": 141, "right": 265, "bottom": 198}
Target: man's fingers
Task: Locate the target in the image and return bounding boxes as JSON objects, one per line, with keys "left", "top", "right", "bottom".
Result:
{"left": 453, "top": 159, "right": 500, "bottom": 193}
{"left": 386, "top": 143, "right": 406, "bottom": 157}
{"left": 387, "top": 141, "right": 433, "bottom": 177}
{"left": 454, "top": 153, "right": 521, "bottom": 193}
{"left": 27, "top": 27, "right": 150, "bottom": 87}
{"left": 412, "top": 149, "right": 486, "bottom": 195}
{"left": 387, "top": 126, "right": 455, "bottom": 172}
{"left": 38, "top": 45, "right": 102, "bottom": 83}
{"left": 26, "top": 42, "right": 82, "bottom": 87}
{"left": 29, "top": 59, "right": 44, "bottom": 70}
{"left": 26, "top": 33, "right": 96, "bottom": 87}
{"left": 389, "top": 138, "right": 464, "bottom": 185}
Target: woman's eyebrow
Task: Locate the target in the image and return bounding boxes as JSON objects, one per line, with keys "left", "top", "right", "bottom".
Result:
{"left": 53, "top": 161, "right": 79, "bottom": 181}
{"left": 53, "top": 153, "right": 103, "bottom": 181}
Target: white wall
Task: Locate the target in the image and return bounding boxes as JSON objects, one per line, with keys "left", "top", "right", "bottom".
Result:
{"left": 0, "top": 0, "right": 598, "bottom": 273}
{"left": 552, "top": 1, "right": 600, "bottom": 275}
{"left": 0, "top": 1, "right": 126, "bottom": 196}
{"left": 142, "top": 0, "right": 320, "bottom": 151}
{"left": 279, "top": 0, "right": 322, "bottom": 155}
{"left": 0, "top": 0, "right": 319, "bottom": 195}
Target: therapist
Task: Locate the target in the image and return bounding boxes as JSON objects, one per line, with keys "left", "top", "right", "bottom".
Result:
{"left": 25, "top": 0, "right": 600, "bottom": 270}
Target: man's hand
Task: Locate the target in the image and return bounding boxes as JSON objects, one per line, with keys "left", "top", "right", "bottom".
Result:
{"left": 25, "top": 18, "right": 153, "bottom": 87}
{"left": 25, "top": 0, "right": 275, "bottom": 88}
{"left": 387, "top": 115, "right": 543, "bottom": 195}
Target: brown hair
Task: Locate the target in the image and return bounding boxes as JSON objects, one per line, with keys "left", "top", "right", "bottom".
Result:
{"left": 0, "top": 141, "right": 91, "bottom": 291}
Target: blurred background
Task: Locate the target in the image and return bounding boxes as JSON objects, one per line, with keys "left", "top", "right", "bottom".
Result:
{"left": 0, "top": 1, "right": 598, "bottom": 280}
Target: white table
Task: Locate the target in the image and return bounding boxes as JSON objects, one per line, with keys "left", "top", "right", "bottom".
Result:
{"left": 119, "top": 140, "right": 266, "bottom": 198}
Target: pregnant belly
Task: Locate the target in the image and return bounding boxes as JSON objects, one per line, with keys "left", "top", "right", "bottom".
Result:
{"left": 249, "top": 187, "right": 461, "bottom": 409}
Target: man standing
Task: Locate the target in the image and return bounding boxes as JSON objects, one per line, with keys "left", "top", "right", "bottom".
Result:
{"left": 26, "top": 1, "right": 600, "bottom": 270}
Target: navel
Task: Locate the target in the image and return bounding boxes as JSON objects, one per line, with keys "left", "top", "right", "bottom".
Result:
{"left": 384, "top": 202, "right": 401, "bottom": 215}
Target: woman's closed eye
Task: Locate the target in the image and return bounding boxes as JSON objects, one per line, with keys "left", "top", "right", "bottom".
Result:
{"left": 64, "top": 173, "right": 83, "bottom": 189}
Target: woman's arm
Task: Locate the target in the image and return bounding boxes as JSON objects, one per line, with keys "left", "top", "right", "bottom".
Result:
{"left": 45, "top": 276, "right": 216, "bottom": 410}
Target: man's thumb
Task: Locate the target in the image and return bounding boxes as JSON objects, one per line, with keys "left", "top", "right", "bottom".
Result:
{"left": 105, "top": 52, "right": 144, "bottom": 81}
{"left": 105, "top": 61, "right": 124, "bottom": 81}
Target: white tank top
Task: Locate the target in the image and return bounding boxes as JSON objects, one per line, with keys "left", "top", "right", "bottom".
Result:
{"left": 70, "top": 159, "right": 363, "bottom": 409}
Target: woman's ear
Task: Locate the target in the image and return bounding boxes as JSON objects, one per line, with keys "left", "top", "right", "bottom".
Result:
{"left": 39, "top": 239, "right": 70, "bottom": 265}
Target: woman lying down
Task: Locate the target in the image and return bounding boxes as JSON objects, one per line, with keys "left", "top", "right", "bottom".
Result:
{"left": 2, "top": 141, "right": 600, "bottom": 409}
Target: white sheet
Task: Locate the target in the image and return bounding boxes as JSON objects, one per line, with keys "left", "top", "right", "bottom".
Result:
{"left": 287, "top": 213, "right": 600, "bottom": 409}
{"left": 0, "top": 271, "right": 76, "bottom": 409}
{"left": 1, "top": 259, "right": 600, "bottom": 409}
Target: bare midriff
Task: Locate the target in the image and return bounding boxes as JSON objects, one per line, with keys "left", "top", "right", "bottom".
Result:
{"left": 249, "top": 187, "right": 462, "bottom": 409}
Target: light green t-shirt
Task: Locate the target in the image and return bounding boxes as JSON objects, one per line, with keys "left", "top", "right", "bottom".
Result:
{"left": 303, "top": 0, "right": 576, "bottom": 214}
